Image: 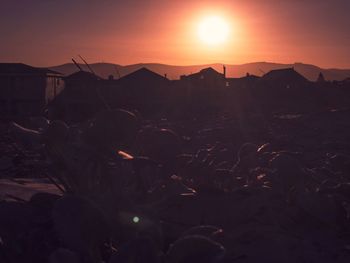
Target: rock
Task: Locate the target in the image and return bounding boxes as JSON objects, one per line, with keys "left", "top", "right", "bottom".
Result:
{"left": 49, "top": 248, "right": 81, "bottom": 263}
{"left": 231, "top": 143, "right": 259, "bottom": 179}
{"left": 109, "top": 237, "right": 162, "bottom": 263}
{"left": 8, "top": 122, "right": 42, "bottom": 150}
{"left": 0, "top": 201, "right": 32, "bottom": 247}
{"left": 29, "top": 117, "right": 50, "bottom": 132}
{"left": 43, "top": 120, "right": 69, "bottom": 145}
{"left": 52, "top": 195, "right": 109, "bottom": 261}
{"left": 136, "top": 128, "right": 182, "bottom": 170}
{"left": 294, "top": 190, "right": 339, "bottom": 229}
{"left": 0, "top": 156, "right": 13, "bottom": 171}
{"left": 181, "top": 225, "right": 223, "bottom": 239}
{"left": 83, "top": 109, "right": 139, "bottom": 153}
{"left": 166, "top": 235, "right": 225, "bottom": 263}
{"left": 269, "top": 153, "right": 305, "bottom": 192}
{"left": 29, "top": 192, "right": 61, "bottom": 221}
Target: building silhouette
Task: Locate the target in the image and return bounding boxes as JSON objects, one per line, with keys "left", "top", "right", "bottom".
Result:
{"left": 0, "top": 63, "right": 63, "bottom": 118}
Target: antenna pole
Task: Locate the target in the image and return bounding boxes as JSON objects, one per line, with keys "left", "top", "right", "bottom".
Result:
{"left": 77, "top": 55, "right": 111, "bottom": 110}
{"left": 72, "top": 58, "right": 83, "bottom": 71}
{"left": 78, "top": 55, "right": 96, "bottom": 75}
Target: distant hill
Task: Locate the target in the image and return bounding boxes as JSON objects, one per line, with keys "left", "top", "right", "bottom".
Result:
{"left": 50, "top": 62, "right": 350, "bottom": 81}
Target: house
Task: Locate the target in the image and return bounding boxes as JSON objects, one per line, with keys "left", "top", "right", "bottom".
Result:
{"left": 260, "top": 68, "right": 309, "bottom": 88}
{"left": 115, "top": 67, "right": 170, "bottom": 114}
{"left": 180, "top": 67, "right": 226, "bottom": 89}
{"left": 48, "top": 71, "right": 106, "bottom": 122}
{"left": 256, "top": 68, "right": 314, "bottom": 112}
{"left": 227, "top": 73, "right": 260, "bottom": 89}
{"left": 177, "top": 67, "right": 228, "bottom": 113}
{"left": 0, "top": 63, "right": 64, "bottom": 117}
{"left": 334, "top": 77, "right": 350, "bottom": 89}
{"left": 49, "top": 67, "right": 171, "bottom": 121}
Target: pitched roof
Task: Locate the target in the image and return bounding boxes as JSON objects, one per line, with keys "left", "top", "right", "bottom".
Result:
{"left": 0, "top": 63, "right": 61, "bottom": 75}
{"left": 262, "top": 68, "right": 308, "bottom": 83}
{"left": 199, "top": 67, "right": 222, "bottom": 74}
{"left": 65, "top": 70, "right": 102, "bottom": 80}
{"left": 228, "top": 74, "right": 260, "bottom": 81}
{"left": 118, "top": 67, "right": 169, "bottom": 83}
{"left": 186, "top": 67, "right": 224, "bottom": 78}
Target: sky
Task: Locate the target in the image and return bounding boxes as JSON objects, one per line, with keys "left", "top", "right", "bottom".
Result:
{"left": 0, "top": 0, "right": 349, "bottom": 68}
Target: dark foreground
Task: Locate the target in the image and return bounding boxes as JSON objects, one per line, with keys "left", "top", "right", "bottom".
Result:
{"left": 1, "top": 108, "right": 350, "bottom": 263}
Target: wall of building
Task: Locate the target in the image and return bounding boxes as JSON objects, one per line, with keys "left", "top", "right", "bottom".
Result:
{"left": 0, "top": 75, "right": 45, "bottom": 116}
{"left": 0, "top": 74, "right": 63, "bottom": 117}
{"left": 45, "top": 76, "right": 65, "bottom": 104}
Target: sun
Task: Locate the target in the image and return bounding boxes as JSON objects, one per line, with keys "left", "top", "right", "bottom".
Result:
{"left": 197, "top": 16, "right": 230, "bottom": 45}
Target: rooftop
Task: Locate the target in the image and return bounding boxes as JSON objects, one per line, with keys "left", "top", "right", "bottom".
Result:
{"left": 185, "top": 67, "right": 224, "bottom": 79}
{"left": 65, "top": 70, "right": 102, "bottom": 80}
{"left": 0, "top": 63, "right": 61, "bottom": 75}
{"left": 261, "top": 68, "right": 308, "bottom": 82}
{"left": 118, "top": 67, "right": 169, "bottom": 82}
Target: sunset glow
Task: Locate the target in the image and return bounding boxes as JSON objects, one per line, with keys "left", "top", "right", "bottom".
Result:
{"left": 0, "top": 0, "right": 349, "bottom": 68}
{"left": 197, "top": 16, "right": 230, "bottom": 45}
{"left": 1, "top": 1, "right": 350, "bottom": 262}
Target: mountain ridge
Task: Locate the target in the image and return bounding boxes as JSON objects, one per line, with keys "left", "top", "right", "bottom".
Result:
{"left": 49, "top": 62, "right": 350, "bottom": 81}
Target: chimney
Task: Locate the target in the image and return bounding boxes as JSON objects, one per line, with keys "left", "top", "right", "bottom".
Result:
{"left": 223, "top": 65, "right": 226, "bottom": 78}
{"left": 317, "top": 72, "right": 325, "bottom": 82}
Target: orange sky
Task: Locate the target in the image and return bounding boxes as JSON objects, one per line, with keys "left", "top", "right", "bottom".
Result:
{"left": 1, "top": 0, "right": 349, "bottom": 68}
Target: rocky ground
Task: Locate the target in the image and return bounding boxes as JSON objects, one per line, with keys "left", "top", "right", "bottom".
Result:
{"left": 1, "top": 108, "right": 350, "bottom": 263}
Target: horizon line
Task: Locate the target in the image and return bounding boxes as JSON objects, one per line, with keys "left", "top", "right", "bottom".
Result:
{"left": 48, "top": 60, "right": 349, "bottom": 71}
{"left": 1, "top": 60, "right": 350, "bottom": 70}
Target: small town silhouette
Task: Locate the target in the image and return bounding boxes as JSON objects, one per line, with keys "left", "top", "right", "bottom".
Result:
{"left": 1, "top": 59, "right": 350, "bottom": 262}
{"left": 1, "top": 0, "right": 350, "bottom": 262}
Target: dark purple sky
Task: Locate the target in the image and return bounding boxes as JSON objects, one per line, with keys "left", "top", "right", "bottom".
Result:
{"left": 1, "top": 0, "right": 349, "bottom": 68}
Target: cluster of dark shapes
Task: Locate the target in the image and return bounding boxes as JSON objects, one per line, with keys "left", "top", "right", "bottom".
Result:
{"left": 1, "top": 64, "right": 350, "bottom": 262}
{"left": 48, "top": 67, "right": 350, "bottom": 123}
{"left": 1, "top": 102, "right": 350, "bottom": 262}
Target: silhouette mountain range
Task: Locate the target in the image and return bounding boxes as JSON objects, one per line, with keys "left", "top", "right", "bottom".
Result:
{"left": 50, "top": 62, "right": 350, "bottom": 81}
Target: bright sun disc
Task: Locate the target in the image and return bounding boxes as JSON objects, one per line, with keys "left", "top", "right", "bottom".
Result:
{"left": 198, "top": 16, "right": 230, "bottom": 45}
